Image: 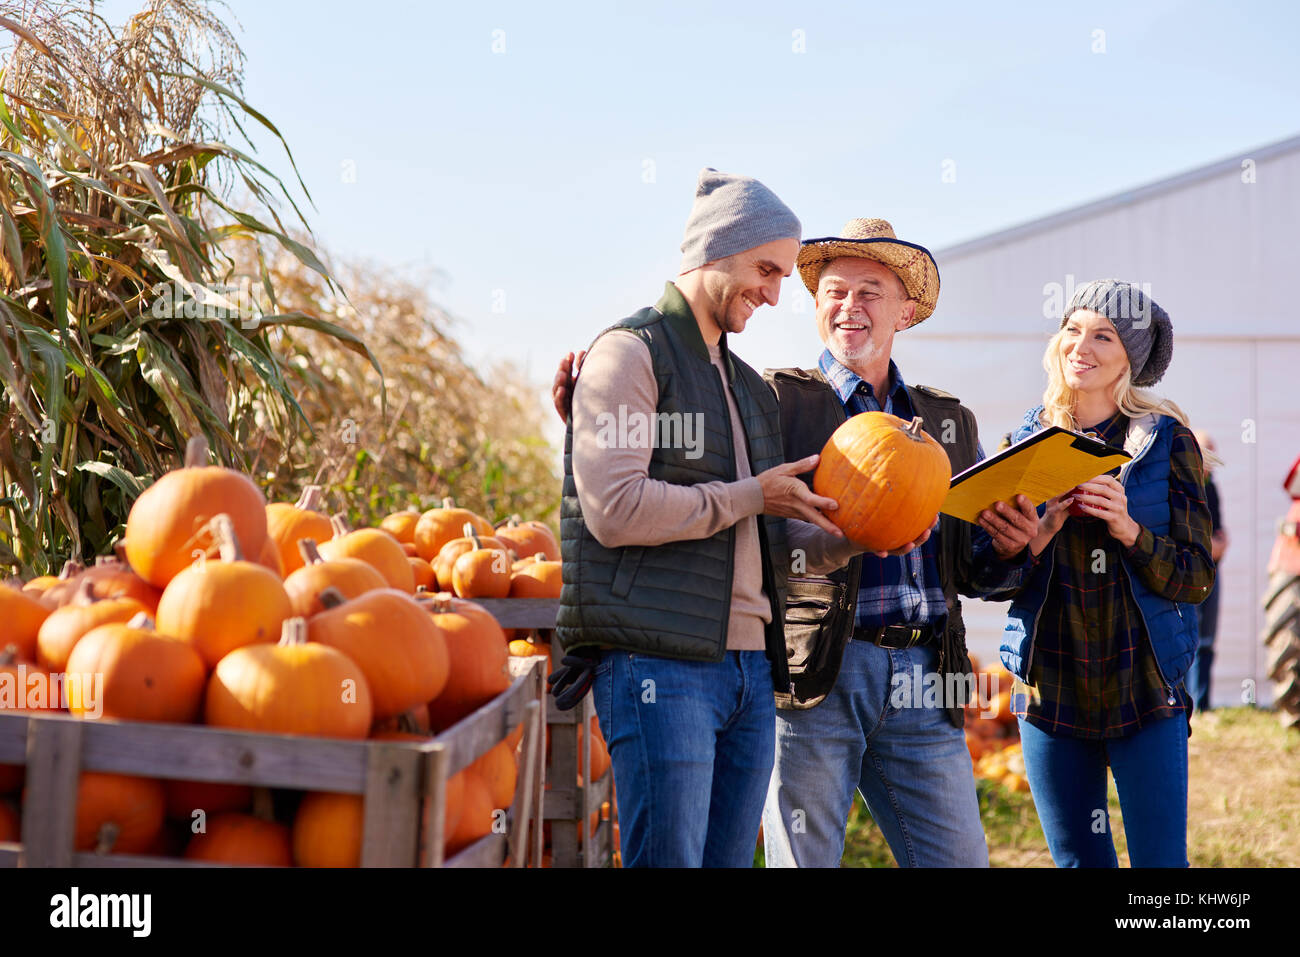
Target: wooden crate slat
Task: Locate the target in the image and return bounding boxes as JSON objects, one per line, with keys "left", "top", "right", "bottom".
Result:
{"left": 0, "top": 845, "right": 20, "bottom": 868}
{"left": 70, "top": 852, "right": 237, "bottom": 868}
{"left": 359, "top": 741, "right": 425, "bottom": 867}
{"left": 468, "top": 598, "right": 558, "bottom": 630}
{"left": 431, "top": 667, "right": 536, "bottom": 778}
{"left": 444, "top": 832, "right": 506, "bottom": 868}
{"left": 21, "top": 716, "right": 83, "bottom": 867}
{"left": 419, "top": 746, "right": 449, "bottom": 868}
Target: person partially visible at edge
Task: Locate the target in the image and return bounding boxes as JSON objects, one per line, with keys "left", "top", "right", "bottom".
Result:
{"left": 1188, "top": 430, "right": 1228, "bottom": 712}
{"left": 987, "top": 280, "right": 1216, "bottom": 868}
{"left": 759, "top": 219, "right": 1041, "bottom": 868}
{"left": 548, "top": 169, "right": 909, "bottom": 867}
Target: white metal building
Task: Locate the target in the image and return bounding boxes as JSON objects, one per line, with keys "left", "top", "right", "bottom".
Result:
{"left": 891, "top": 133, "right": 1300, "bottom": 707}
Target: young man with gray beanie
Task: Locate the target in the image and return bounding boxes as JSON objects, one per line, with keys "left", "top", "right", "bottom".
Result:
{"left": 549, "top": 168, "right": 868, "bottom": 867}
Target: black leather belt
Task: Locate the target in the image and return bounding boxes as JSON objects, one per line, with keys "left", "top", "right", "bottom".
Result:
{"left": 853, "top": 622, "right": 936, "bottom": 649}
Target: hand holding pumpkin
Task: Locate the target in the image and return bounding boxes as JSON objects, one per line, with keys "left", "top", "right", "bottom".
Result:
{"left": 756, "top": 454, "right": 843, "bottom": 538}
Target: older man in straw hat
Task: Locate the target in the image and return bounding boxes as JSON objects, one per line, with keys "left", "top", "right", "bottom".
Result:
{"left": 548, "top": 170, "right": 873, "bottom": 867}
{"left": 760, "top": 218, "right": 1041, "bottom": 867}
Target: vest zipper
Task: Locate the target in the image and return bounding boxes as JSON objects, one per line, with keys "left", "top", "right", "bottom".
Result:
{"left": 713, "top": 363, "right": 737, "bottom": 657}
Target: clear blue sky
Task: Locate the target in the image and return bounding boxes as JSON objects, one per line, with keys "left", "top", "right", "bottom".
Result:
{"left": 104, "top": 0, "right": 1300, "bottom": 400}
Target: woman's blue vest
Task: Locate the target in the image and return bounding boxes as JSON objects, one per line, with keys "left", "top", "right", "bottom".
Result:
{"left": 999, "top": 405, "right": 1201, "bottom": 701}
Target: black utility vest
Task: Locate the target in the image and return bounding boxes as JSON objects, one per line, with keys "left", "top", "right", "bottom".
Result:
{"left": 765, "top": 366, "right": 981, "bottom": 726}
{"left": 558, "top": 286, "right": 791, "bottom": 689}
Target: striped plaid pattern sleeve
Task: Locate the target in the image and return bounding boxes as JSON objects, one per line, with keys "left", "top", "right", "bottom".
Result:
{"left": 1121, "top": 424, "right": 1216, "bottom": 604}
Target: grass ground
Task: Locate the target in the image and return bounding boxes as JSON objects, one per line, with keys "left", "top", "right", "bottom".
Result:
{"left": 835, "top": 706, "right": 1300, "bottom": 867}
{"left": 756, "top": 706, "right": 1300, "bottom": 867}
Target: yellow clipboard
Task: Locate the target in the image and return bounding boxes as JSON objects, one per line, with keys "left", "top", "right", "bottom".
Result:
{"left": 940, "top": 426, "right": 1131, "bottom": 524}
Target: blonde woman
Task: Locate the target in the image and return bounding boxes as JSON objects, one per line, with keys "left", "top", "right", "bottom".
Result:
{"left": 994, "top": 279, "right": 1215, "bottom": 867}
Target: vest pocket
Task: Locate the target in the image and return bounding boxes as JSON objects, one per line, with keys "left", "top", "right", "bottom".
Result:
{"left": 784, "top": 577, "right": 851, "bottom": 678}
{"left": 611, "top": 547, "right": 645, "bottom": 599}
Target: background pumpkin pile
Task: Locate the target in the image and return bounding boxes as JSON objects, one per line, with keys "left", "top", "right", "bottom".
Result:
{"left": 963, "top": 656, "right": 1029, "bottom": 793}
{"left": 0, "top": 436, "right": 579, "bottom": 866}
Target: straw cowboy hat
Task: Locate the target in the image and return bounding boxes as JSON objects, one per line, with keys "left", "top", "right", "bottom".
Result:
{"left": 797, "top": 218, "right": 940, "bottom": 324}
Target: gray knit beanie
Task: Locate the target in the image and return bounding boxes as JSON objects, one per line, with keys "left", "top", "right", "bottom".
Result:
{"left": 679, "top": 168, "right": 801, "bottom": 274}
{"left": 1062, "top": 279, "right": 1173, "bottom": 386}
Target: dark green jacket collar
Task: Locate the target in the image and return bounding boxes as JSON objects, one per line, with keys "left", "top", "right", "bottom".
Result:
{"left": 654, "top": 281, "right": 736, "bottom": 379}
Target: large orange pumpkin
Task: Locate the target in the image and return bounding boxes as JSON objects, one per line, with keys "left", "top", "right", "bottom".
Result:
{"left": 184, "top": 812, "right": 292, "bottom": 866}
{"left": 469, "top": 740, "right": 518, "bottom": 810}
{"left": 379, "top": 509, "right": 422, "bottom": 545}
{"left": 812, "top": 412, "right": 951, "bottom": 551}
{"left": 124, "top": 436, "right": 269, "bottom": 588}
{"left": 445, "top": 770, "right": 495, "bottom": 856}
{"left": 414, "top": 498, "right": 494, "bottom": 562}
{"left": 420, "top": 595, "right": 511, "bottom": 731}
{"left": 204, "top": 617, "right": 374, "bottom": 739}
{"left": 319, "top": 517, "right": 415, "bottom": 593}
{"left": 74, "top": 772, "right": 166, "bottom": 854}
{"left": 283, "top": 539, "right": 387, "bottom": 617}
{"left": 154, "top": 515, "right": 292, "bottom": 669}
{"left": 292, "top": 791, "right": 362, "bottom": 867}
{"left": 409, "top": 556, "right": 436, "bottom": 592}
{"left": 0, "top": 583, "right": 53, "bottom": 659}
{"left": 265, "top": 485, "right": 334, "bottom": 576}
{"left": 65, "top": 614, "right": 207, "bottom": 723}
{"left": 308, "top": 588, "right": 450, "bottom": 719}
{"left": 494, "top": 516, "right": 560, "bottom": 563}
{"left": 508, "top": 557, "right": 562, "bottom": 599}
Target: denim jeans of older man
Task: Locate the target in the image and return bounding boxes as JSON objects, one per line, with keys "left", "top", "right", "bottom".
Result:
{"left": 592, "top": 648, "right": 775, "bottom": 867}
{"left": 762, "top": 638, "right": 989, "bottom": 867}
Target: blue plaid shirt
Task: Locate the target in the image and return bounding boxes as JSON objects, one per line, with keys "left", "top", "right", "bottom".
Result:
{"left": 818, "top": 350, "right": 953, "bottom": 630}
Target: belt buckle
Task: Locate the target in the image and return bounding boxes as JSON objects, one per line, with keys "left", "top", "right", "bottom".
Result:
{"left": 879, "top": 625, "right": 922, "bottom": 649}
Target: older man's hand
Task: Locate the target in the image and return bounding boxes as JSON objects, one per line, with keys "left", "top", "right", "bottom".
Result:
{"left": 551, "top": 350, "right": 585, "bottom": 424}
{"left": 977, "top": 494, "right": 1040, "bottom": 559}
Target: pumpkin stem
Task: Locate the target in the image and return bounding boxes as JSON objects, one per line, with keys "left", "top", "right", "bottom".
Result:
{"left": 904, "top": 417, "right": 926, "bottom": 441}
{"left": 298, "top": 539, "right": 324, "bottom": 567}
{"left": 94, "top": 821, "right": 120, "bottom": 855}
{"left": 126, "top": 612, "right": 155, "bottom": 629}
{"left": 318, "top": 586, "right": 347, "bottom": 610}
{"left": 396, "top": 710, "right": 421, "bottom": 734}
{"left": 469, "top": 529, "right": 483, "bottom": 550}
{"left": 295, "top": 485, "right": 325, "bottom": 512}
{"left": 184, "top": 435, "right": 210, "bottom": 468}
{"left": 251, "top": 787, "right": 275, "bottom": 822}
{"left": 279, "top": 617, "right": 309, "bottom": 645}
{"left": 74, "top": 577, "right": 99, "bottom": 606}
{"left": 441, "top": 497, "right": 455, "bottom": 509}
{"left": 209, "top": 514, "right": 244, "bottom": 563}
{"left": 330, "top": 514, "right": 353, "bottom": 537}
{"left": 57, "top": 559, "right": 84, "bottom": 580}
{"left": 509, "top": 514, "right": 522, "bottom": 527}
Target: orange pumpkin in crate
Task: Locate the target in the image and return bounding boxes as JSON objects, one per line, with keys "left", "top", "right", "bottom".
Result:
{"left": 451, "top": 538, "right": 512, "bottom": 600}
{"left": 124, "top": 436, "right": 268, "bottom": 589}
{"left": 283, "top": 540, "right": 387, "bottom": 617}
{"left": 36, "top": 581, "right": 149, "bottom": 672}
{"left": 509, "top": 556, "right": 562, "bottom": 599}
{"left": 74, "top": 772, "right": 166, "bottom": 854}
{"left": 494, "top": 516, "right": 560, "bottom": 563}
{"left": 154, "top": 515, "right": 292, "bottom": 669}
{"left": 319, "top": 517, "right": 415, "bottom": 594}
{"left": 184, "top": 812, "right": 292, "bottom": 866}
{"left": 205, "top": 618, "right": 373, "bottom": 739}
{"left": 66, "top": 614, "right": 206, "bottom": 724}
{"left": 0, "top": 584, "right": 53, "bottom": 660}
{"left": 470, "top": 740, "right": 518, "bottom": 810}
{"left": 812, "top": 412, "right": 951, "bottom": 552}
{"left": 434, "top": 525, "right": 508, "bottom": 592}
{"left": 265, "top": 486, "right": 334, "bottom": 576}
{"left": 420, "top": 595, "right": 510, "bottom": 732}
{"left": 379, "top": 509, "right": 422, "bottom": 545}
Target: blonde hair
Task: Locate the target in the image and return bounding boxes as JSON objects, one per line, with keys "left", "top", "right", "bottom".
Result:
{"left": 1040, "top": 328, "right": 1224, "bottom": 470}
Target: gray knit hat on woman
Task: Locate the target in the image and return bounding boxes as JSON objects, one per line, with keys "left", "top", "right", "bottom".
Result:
{"left": 679, "top": 168, "right": 801, "bottom": 274}
{"left": 1062, "top": 279, "right": 1173, "bottom": 386}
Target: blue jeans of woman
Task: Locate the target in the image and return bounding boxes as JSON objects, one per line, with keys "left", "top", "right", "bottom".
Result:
{"left": 1017, "top": 712, "right": 1189, "bottom": 867}
{"left": 591, "top": 648, "right": 775, "bottom": 867}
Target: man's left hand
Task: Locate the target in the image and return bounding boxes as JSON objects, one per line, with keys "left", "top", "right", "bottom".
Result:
{"left": 977, "top": 494, "right": 1040, "bottom": 559}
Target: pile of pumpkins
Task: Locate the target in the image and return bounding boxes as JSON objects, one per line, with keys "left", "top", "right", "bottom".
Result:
{"left": 963, "top": 656, "right": 1030, "bottom": 794}
{"left": 0, "top": 435, "right": 577, "bottom": 865}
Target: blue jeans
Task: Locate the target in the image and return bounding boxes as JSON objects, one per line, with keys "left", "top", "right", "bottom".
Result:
{"left": 1018, "top": 712, "right": 1189, "bottom": 867}
{"left": 591, "top": 649, "right": 775, "bottom": 867}
{"left": 762, "top": 638, "right": 989, "bottom": 867}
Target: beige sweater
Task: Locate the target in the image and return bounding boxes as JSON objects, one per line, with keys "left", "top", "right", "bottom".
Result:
{"left": 571, "top": 327, "right": 860, "bottom": 651}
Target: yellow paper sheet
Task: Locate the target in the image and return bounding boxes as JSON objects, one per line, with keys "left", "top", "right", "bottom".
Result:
{"left": 941, "top": 426, "right": 1132, "bottom": 524}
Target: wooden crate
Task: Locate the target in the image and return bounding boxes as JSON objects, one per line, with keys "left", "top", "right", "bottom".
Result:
{"left": 0, "top": 658, "right": 545, "bottom": 868}
{"left": 476, "top": 597, "right": 616, "bottom": 868}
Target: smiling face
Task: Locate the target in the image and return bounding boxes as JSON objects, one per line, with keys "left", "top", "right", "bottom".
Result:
{"left": 1059, "top": 309, "right": 1130, "bottom": 395}
{"left": 814, "top": 257, "right": 915, "bottom": 368}
{"left": 698, "top": 237, "right": 799, "bottom": 337}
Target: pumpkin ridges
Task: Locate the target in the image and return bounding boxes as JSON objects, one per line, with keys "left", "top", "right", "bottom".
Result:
{"left": 36, "top": 586, "right": 151, "bottom": 672}
{"left": 421, "top": 595, "right": 511, "bottom": 731}
{"left": 65, "top": 618, "right": 207, "bottom": 724}
{"left": 73, "top": 772, "right": 166, "bottom": 854}
{"left": 812, "top": 412, "right": 951, "bottom": 551}
{"left": 414, "top": 499, "right": 494, "bottom": 562}
{"left": 265, "top": 485, "right": 334, "bottom": 575}
{"left": 319, "top": 517, "right": 416, "bottom": 594}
